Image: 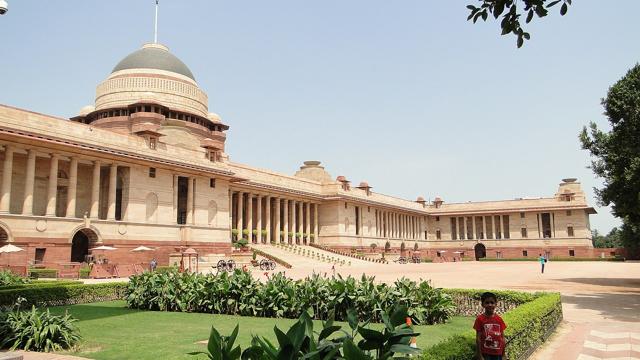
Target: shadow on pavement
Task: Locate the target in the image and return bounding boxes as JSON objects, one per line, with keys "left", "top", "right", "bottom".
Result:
{"left": 555, "top": 277, "right": 640, "bottom": 289}
{"left": 561, "top": 292, "right": 640, "bottom": 322}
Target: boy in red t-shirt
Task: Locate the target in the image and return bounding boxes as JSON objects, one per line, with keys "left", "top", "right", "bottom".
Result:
{"left": 473, "top": 292, "right": 507, "bottom": 360}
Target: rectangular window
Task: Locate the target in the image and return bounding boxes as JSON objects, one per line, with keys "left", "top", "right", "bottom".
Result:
{"left": 521, "top": 227, "right": 528, "bottom": 238}
{"left": 522, "top": 250, "right": 528, "bottom": 257}
{"left": 566, "top": 210, "right": 572, "bottom": 216}
{"left": 209, "top": 178, "right": 216, "bottom": 188}
{"left": 149, "top": 167, "right": 156, "bottom": 178}
{"left": 496, "top": 251, "right": 503, "bottom": 259}
{"left": 436, "top": 216, "right": 440, "bottom": 221}
{"left": 567, "top": 226, "right": 574, "bottom": 237}
{"left": 35, "top": 248, "right": 46, "bottom": 264}
{"left": 436, "top": 229, "right": 441, "bottom": 240}
{"left": 149, "top": 137, "right": 157, "bottom": 150}
{"left": 520, "top": 212, "right": 525, "bottom": 218}
{"left": 344, "top": 203, "right": 348, "bottom": 209}
{"left": 569, "top": 249, "right": 575, "bottom": 257}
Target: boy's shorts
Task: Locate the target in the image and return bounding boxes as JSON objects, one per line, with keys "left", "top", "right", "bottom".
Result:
{"left": 482, "top": 355, "right": 503, "bottom": 360}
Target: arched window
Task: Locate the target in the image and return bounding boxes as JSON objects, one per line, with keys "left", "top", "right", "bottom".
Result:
{"left": 145, "top": 193, "right": 158, "bottom": 223}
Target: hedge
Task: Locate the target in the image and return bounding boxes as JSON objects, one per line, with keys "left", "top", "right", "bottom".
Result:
{"left": 0, "top": 282, "right": 127, "bottom": 307}
{"left": 250, "top": 248, "right": 292, "bottom": 268}
{"left": 28, "top": 268, "right": 58, "bottom": 279}
{"left": 0, "top": 280, "right": 82, "bottom": 291}
{"left": 443, "top": 289, "right": 539, "bottom": 316}
{"left": 421, "top": 292, "right": 562, "bottom": 360}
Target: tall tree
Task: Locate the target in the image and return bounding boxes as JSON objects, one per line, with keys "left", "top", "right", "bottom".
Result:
{"left": 580, "top": 64, "right": 640, "bottom": 251}
{"left": 466, "top": 0, "right": 572, "bottom": 47}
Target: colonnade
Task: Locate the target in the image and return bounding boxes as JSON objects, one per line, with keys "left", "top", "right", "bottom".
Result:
{"left": 0, "top": 144, "right": 121, "bottom": 220}
{"left": 375, "top": 209, "right": 425, "bottom": 240}
{"left": 451, "top": 215, "right": 510, "bottom": 240}
{"left": 232, "top": 190, "right": 319, "bottom": 244}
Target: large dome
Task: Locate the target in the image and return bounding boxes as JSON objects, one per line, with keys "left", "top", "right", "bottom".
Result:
{"left": 111, "top": 43, "right": 195, "bottom": 80}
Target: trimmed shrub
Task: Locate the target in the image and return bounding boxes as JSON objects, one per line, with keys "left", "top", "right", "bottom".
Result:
{"left": 0, "top": 280, "right": 82, "bottom": 291}
{"left": 28, "top": 268, "right": 58, "bottom": 279}
{"left": 0, "top": 282, "right": 127, "bottom": 307}
{"left": 421, "top": 292, "right": 562, "bottom": 360}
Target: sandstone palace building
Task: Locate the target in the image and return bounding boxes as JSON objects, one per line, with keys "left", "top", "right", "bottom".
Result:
{"left": 0, "top": 43, "right": 599, "bottom": 266}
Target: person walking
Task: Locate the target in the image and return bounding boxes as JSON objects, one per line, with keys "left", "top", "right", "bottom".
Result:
{"left": 538, "top": 254, "right": 546, "bottom": 274}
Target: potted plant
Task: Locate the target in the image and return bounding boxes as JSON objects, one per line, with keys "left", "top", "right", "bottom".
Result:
{"left": 231, "top": 228, "right": 239, "bottom": 241}
{"left": 400, "top": 242, "right": 406, "bottom": 255}
{"left": 242, "top": 229, "right": 250, "bottom": 240}
{"left": 234, "top": 238, "right": 249, "bottom": 251}
{"left": 370, "top": 243, "right": 377, "bottom": 253}
{"left": 414, "top": 242, "right": 419, "bottom": 251}
{"left": 252, "top": 229, "right": 258, "bottom": 242}
{"left": 385, "top": 241, "right": 391, "bottom": 253}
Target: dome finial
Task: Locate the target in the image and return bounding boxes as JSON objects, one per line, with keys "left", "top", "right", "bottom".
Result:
{"left": 154, "top": 0, "right": 159, "bottom": 44}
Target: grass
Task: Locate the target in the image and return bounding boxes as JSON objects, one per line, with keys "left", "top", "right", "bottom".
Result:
{"left": 49, "top": 301, "right": 472, "bottom": 360}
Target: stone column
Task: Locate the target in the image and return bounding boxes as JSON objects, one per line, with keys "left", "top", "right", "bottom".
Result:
{"left": 90, "top": 160, "right": 101, "bottom": 218}
{"left": 298, "top": 201, "right": 303, "bottom": 243}
{"left": 313, "top": 203, "right": 319, "bottom": 243}
{"left": 483, "top": 216, "right": 487, "bottom": 240}
{"left": 275, "top": 197, "right": 281, "bottom": 243}
{"left": 237, "top": 191, "right": 243, "bottom": 234}
{"left": 187, "top": 177, "right": 195, "bottom": 225}
{"left": 471, "top": 216, "right": 476, "bottom": 240}
{"left": 106, "top": 163, "right": 117, "bottom": 220}
{"left": 492, "top": 215, "right": 497, "bottom": 239}
{"left": 291, "top": 200, "right": 297, "bottom": 243}
{"left": 500, "top": 215, "right": 505, "bottom": 239}
{"left": 46, "top": 153, "right": 60, "bottom": 216}
{"left": 66, "top": 157, "right": 78, "bottom": 218}
{"left": 283, "top": 199, "right": 289, "bottom": 243}
{"left": 462, "top": 217, "right": 467, "bottom": 240}
{"left": 305, "top": 202, "right": 311, "bottom": 242}
{"left": 246, "top": 193, "right": 253, "bottom": 241}
{"left": 265, "top": 195, "right": 271, "bottom": 243}
{"left": 256, "top": 195, "right": 262, "bottom": 243}
{"left": 173, "top": 175, "right": 179, "bottom": 223}
{"left": 22, "top": 149, "right": 36, "bottom": 215}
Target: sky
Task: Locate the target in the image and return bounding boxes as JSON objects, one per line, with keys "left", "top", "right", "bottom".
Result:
{"left": 1, "top": 1, "right": 639, "bottom": 233}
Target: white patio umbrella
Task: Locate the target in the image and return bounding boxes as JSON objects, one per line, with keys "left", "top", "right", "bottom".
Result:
{"left": 452, "top": 251, "right": 462, "bottom": 254}
{"left": 0, "top": 244, "right": 24, "bottom": 267}
{"left": 0, "top": 244, "right": 24, "bottom": 253}
{"left": 89, "top": 245, "right": 118, "bottom": 251}
{"left": 130, "top": 246, "right": 155, "bottom": 252}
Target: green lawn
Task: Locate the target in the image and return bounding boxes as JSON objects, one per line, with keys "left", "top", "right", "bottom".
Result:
{"left": 49, "top": 301, "right": 472, "bottom": 360}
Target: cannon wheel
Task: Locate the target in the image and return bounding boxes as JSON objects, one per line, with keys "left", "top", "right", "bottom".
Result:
{"left": 226, "top": 259, "right": 236, "bottom": 270}
{"left": 216, "top": 260, "right": 227, "bottom": 272}
{"left": 398, "top": 257, "right": 407, "bottom": 264}
{"left": 259, "top": 259, "right": 268, "bottom": 270}
{"left": 269, "top": 260, "right": 276, "bottom": 270}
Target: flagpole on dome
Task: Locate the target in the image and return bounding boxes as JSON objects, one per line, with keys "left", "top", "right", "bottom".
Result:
{"left": 154, "top": 0, "right": 159, "bottom": 44}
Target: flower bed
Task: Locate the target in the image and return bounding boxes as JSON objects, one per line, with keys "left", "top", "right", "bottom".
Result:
{"left": 126, "top": 269, "right": 454, "bottom": 325}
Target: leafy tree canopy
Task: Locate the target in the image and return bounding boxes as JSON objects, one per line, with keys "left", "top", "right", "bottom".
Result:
{"left": 592, "top": 228, "right": 623, "bottom": 249}
{"left": 466, "top": 0, "right": 572, "bottom": 47}
{"left": 581, "top": 64, "right": 640, "bottom": 250}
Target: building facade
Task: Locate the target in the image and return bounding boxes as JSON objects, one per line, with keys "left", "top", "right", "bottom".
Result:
{"left": 0, "top": 43, "right": 599, "bottom": 266}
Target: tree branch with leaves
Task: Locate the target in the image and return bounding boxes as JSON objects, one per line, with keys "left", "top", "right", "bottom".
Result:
{"left": 466, "top": 0, "right": 573, "bottom": 47}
